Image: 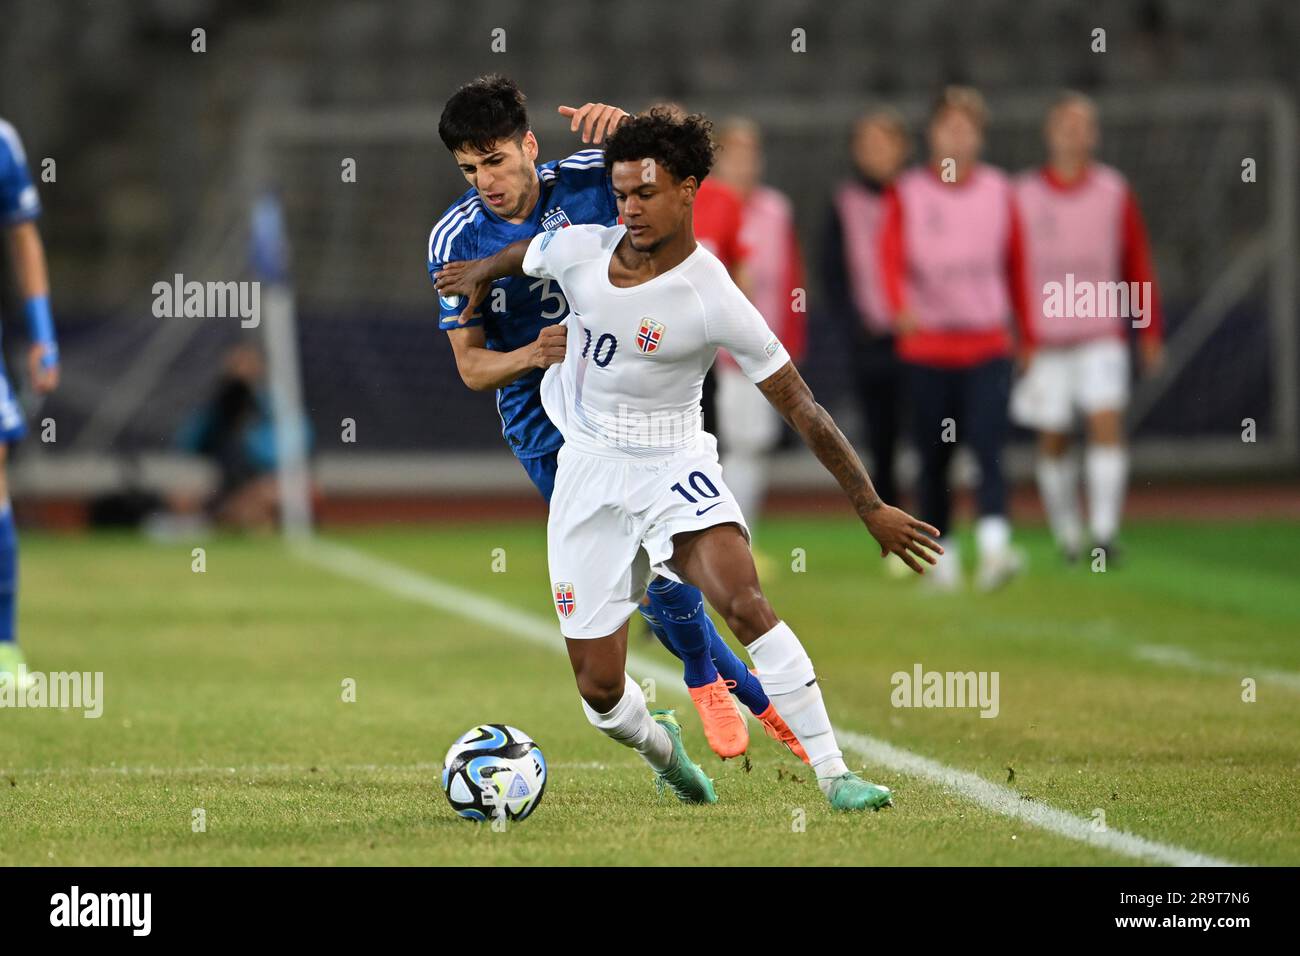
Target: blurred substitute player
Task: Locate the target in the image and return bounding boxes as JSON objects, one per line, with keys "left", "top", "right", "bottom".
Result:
{"left": 822, "top": 109, "right": 909, "bottom": 514}
{"left": 710, "top": 117, "right": 806, "bottom": 527}
{"left": 0, "top": 118, "right": 59, "bottom": 686}
{"left": 879, "top": 87, "right": 1032, "bottom": 591}
{"left": 427, "top": 76, "right": 803, "bottom": 763}
{"left": 1011, "top": 92, "right": 1164, "bottom": 564}
{"left": 436, "top": 109, "right": 941, "bottom": 809}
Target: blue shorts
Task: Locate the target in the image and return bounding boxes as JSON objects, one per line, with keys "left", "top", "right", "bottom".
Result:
{"left": 0, "top": 370, "right": 27, "bottom": 445}
{"left": 518, "top": 450, "right": 559, "bottom": 503}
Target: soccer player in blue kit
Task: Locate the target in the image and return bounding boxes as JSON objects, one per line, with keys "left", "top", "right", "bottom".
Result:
{"left": 0, "top": 118, "right": 60, "bottom": 687}
{"left": 427, "top": 75, "right": 804, "bottom": 763}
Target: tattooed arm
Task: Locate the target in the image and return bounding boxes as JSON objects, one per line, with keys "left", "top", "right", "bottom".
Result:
{"left": 757, "top": 361, "right": 943, "bottom": 573}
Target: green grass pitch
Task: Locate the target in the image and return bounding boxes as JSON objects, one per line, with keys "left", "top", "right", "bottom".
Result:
{"left": 2, "top": 516, "right": 1297, "bottom": 865}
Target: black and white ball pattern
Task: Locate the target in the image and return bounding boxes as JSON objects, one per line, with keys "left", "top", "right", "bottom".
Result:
{"left": 441, "top": 724, "right": 547, "bottom": 822}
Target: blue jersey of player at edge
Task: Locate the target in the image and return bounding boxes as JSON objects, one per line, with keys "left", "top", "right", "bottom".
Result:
{"left": 0, "top": 118, "right": 43, "bottom": 444}
{"left": 0, "top": 119, "right": 42, "bottom": 229}
{"left": 426, "top": 148, "right": 617, "bottom": 470}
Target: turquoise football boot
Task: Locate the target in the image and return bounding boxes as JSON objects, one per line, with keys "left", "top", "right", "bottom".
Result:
{"left": 651, "top": 710, "right": 718, "bottom": 805}
{"left": 824, "top": 772, "right": 893, "bottom": 811}
{"left": 0, "top": 642, "right": 33, "bottom": 690}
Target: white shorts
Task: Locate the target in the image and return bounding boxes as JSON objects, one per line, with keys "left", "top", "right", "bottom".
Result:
{"left": 547, "top": 432, "right": 750, "bottom": 639}
{"left": 1010, "top": 338, "right": 1130, "bottom": 433}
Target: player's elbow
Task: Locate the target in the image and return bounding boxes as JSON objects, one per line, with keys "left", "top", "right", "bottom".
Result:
{"left": 454, "top": 358, "right": 494, "bottom": 393}
{"left": 788, "top": 395, "right": 825, "bottom": 434}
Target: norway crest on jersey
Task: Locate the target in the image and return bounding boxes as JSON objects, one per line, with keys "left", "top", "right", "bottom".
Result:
{"left": 636, "top": 318, "right": 665, "bottom": 354}
{"left": 553, "top": 582, "right": 576, "bottom": 619}
{"left": 541, "top": 206, "right": 572, "bottom": 232}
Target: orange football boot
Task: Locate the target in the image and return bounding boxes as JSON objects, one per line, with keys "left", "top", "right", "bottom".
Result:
{"left": 755, "top": 703, "right": 809, "bottom": 763}
{"left": 687, "top": 675, "right": 750, "bottom": 759}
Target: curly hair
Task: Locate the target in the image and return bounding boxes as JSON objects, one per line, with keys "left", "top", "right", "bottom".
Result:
{"left": 603, "top": 107, "right": 717, "bottom": 184}
{"left": 438, "top": 74, "right": 529, "bottom": 154}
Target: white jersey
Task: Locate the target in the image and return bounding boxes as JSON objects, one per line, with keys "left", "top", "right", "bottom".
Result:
{"left": 523, "top": 223, "right": 790, "bottom": 459}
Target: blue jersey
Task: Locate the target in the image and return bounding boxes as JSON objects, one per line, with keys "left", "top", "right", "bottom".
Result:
{"left": 427, "top": 148, "right": 617, "bottom": 459}
{"left": 0, "top": 119, "right": 41, "bottom": 226}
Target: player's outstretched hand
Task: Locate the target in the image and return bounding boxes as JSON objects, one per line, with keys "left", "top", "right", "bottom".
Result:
{"left": 434, "top": 259, "right": 489, "bottom": 299}
{"left": 433, "top": 260, "right": 491, "bottom": 326}
{"left": 529, "top": 324, "right": 567, "bottom": 370}
{"left": 864, "top": 504, "right": 943, "bottom": 575}
{"left": 454, "top": 278, "right": 491, "bottom": 326}
{"left": 557, "top": 103, "right": 628, "bottom": 145}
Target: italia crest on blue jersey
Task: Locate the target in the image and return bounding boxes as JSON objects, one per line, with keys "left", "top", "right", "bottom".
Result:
{"left": 541, "top": 206, "right": 572, "bottom": 232}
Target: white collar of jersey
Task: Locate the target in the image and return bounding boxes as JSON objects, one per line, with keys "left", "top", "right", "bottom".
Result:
{"left": 600, "top": 228, "right": 709, "bottom": 295}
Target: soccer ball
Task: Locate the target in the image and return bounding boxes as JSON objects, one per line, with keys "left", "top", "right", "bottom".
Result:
{"left": 441, "top": 724, "right": 547, "bottom": 822}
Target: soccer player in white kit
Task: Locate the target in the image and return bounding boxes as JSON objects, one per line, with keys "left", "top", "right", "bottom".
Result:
{"left": 436, "top": 109, "right": 942, "bottom": 810}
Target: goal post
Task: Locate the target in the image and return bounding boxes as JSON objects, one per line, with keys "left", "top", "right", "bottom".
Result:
{"left": 252, "top": 194, "right": 314, "bottom": 541}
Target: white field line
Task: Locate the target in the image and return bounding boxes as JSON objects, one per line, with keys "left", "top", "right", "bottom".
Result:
{"left": 970, "top": 618, "right": 1300, "bottom": 693}
{"left": 1133, "top": 643, "right": 1300, "bottom": 692}
{"left": 293, "top": 537, "right": 1241, "bottom": 867}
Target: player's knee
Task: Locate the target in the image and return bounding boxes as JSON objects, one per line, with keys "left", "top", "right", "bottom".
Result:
{"left": 1039, "top": 432, "right": 1070, "bottom": 457}
{"left": 576, "top": 670, "right": 624, "bottom": 715}
{"left": 720, "top": 587, "right": 775, "bottom": 643}
{"left": 1088, "top": 413, "right": 1124, "bottom": 446}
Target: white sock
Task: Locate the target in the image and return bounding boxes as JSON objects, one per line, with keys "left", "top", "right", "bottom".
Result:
{"left": 1085, "top": 445, "right": 1127, "bottom": 544}
{"left": 975, "top": 514, "right": 1011, "bottom": 564}
{"left": 1035, "top": 454, "right": 1083, "bottom": 553}
{"left": 581, "top": 674, "right": 674, "bottom": 772}
{"left": 746, "top": 622, "right": 849, "bottom": 792}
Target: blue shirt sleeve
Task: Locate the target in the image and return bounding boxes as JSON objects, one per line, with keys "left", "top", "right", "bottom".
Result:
{"left": 427, "top": 200, "right": 483, "bottom": 330}
{"left": 601, "top": 171, "right": 618, "bottom": 223}
{"left": 556, "top": 149, "right": 618, "bottom": 225}
{"left": 0, "top": 120, "right": 41, "bottom": 225}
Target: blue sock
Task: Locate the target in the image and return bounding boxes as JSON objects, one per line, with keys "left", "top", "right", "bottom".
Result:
{"left": 644, "top": 578, "right": 718, "bottom": 688}
{"left": 0, "top": 501, "right": 17, "bottom": 645}
{"left": 704, "top": 621, "right": 772, "bottom": 716}
{"left": 640, "top": 579, "right": 773, "bottom": 713}
{"left": 638, "top": 602, "right": 679, "bottom": 663}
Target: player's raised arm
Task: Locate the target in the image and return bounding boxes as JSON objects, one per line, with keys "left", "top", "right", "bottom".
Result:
{"left": 435, "top": 234, "right": 571, "bottom": 392}
{"left": 432, "top": 236, "right": 532, "bottom": 302}
{"left": 557, "top": 103, "right": 629, "bottom": 145}
{"left": 756, "top": 360, "right": 942, "bottom": 573}
{"left": 701, "top": 258, "right": 941, "bottom": 572}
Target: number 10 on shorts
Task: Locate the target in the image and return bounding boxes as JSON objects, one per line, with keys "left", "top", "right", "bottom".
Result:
{"left": 671, "top": 471, "right": 725, "bottom": 516}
